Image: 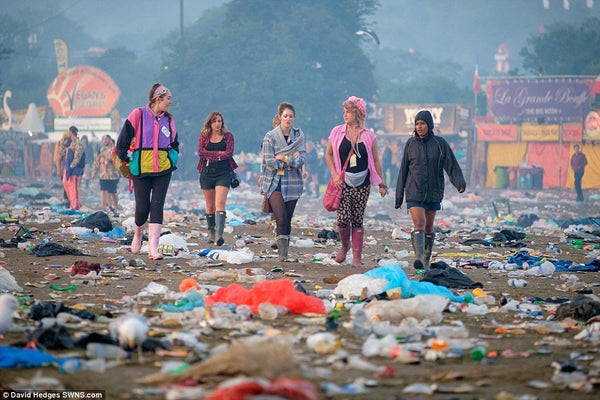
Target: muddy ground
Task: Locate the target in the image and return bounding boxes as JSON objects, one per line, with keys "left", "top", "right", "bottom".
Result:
{"left": 0, "top": 176, "right": 599, "bottom": 399}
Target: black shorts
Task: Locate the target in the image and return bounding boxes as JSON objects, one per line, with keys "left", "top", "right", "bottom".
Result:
{"left": 100, "top": 179, "right": 119, "bottom": 193}
{"left": 200, "top": 167, "right": 232, "bottom": 190}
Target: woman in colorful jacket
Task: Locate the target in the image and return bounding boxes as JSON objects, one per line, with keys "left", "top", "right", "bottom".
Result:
{"left": 395, "top": 110, "right": 466, "bottom": 270}
{"left": 259, "top": 102, "right": 305, "bottom": 261}
{"left": 116, "top": 83, "right": 179, "bottom": 260}
{"left": 91, "top": 135, "right": 121, "bottom": 213}
{"left": 197, "top": 111, "right": 238, "bottom": 246}
{"left": 325, "top": 96, "right": 387, "bottom": 267}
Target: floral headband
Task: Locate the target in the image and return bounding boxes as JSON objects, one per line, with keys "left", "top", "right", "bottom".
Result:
{"left": 347, "top": 96, "right": 366, "bottom": 117}
{"left": 152, "top": 86, "right": 170, "bottom": 100}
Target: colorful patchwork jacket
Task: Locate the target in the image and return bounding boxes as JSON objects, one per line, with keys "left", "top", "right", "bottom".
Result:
{"left": 116, "top": 106, "right": 179, "bottom": 177}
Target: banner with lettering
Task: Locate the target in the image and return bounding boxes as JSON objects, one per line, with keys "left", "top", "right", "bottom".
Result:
{"left": 489, "top": 78, "right": 590, "bottom": 123}
{"left": 563, "top": 123, "right": 583, "bottom": 141}
{"left": 53, "top": 39, "right": 69, "bottom": 74}
{"left": 476, "top": 124, "right": 518, "bottom": 141}
{"left": 521, "top": 124, "right": 560, "bottom": 141}
{"left": 47, "top": 66, "right": 120, "bottom": 117}
{"left": 379, "top": 104, "right": 472, "bottom": 135}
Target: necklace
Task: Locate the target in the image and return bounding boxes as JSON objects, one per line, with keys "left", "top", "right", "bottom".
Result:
{"left": 347, "top": 125, "right": 362, "bottom": 158}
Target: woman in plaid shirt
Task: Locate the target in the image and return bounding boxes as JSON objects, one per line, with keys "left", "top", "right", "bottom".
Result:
{"left": 197, "top": 111, "right": 238, "bottom": 246}
{"left": 259, "top": 102, "right": 306, "bottom": 261}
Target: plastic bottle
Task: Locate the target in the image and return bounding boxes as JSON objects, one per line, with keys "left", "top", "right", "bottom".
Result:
{"left": 295, "top": 239, "right": 314, "bottom": 247}
{"left": 504, "top": 263, "right": 517, "bottom": 271}
{"left": 306, "top": 332, "right": 338, "bottom": 353}
{"left": 60, "top": 358, "right": 107, "bottom": 373}
{"left": 487, "top": 260, "right": 504, "bottom": 270}
{"left": 394, "top": 250, "right": 409, "bottom": 259}
{"left": 516, "top": 302, "right": 542, "bottom": 317}
{"left": 257, "top": 302, "right": 278, "bottom": 320}
{"left": 540, "top": 260, "right": 555, "bottom": 275}
{"left": 508, "top": 279, "right": 527, "bottom": 287}
{"left": 470, "top": 346, "right": 487, "bottom": 361}
{"left": 86, "top": 343, "right": 128, "bottom": 360}
{"left": 235, "top": 304, "right": 253, "bottom": 320}
{"left": 377, "top": 258, "right": 398, "bottom": 266}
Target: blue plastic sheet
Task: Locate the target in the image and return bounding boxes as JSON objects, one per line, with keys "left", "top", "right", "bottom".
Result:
{"left": 508, "top": 250, "right": 574, "bottom": 270}
{"left": 0, "top": 345, "right": 76, "bottom": 368}
{"left": 363, "top": 265, "right": 471, "bottom": 303}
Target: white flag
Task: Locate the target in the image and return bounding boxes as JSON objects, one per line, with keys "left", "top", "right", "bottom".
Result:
{"left": 587, "top": 0, "right": 593, "bottom": 8}
{"left": 543, "top": 0, "right": 549, "bottom": 8}
{"left": 563, "top": 0, "right": 570, "bottom": 10}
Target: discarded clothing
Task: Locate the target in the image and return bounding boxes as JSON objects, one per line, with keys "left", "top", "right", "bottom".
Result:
{"left": 421, "top": 261, "right": 484, "bottom": 289}
{"left": 28, "top": 301, "right": 96, "bottom": 321}
{"left": 72, "top": 211, "right": 113, "bottom": 232}
{"left": 555, "top": 294, "right": 600, "bottom": 322}
{"left": 29, "top": 242, "right": 85, "bottom": 257}
{"left": 70, "top": 260, "right": 102, "bottom": 276}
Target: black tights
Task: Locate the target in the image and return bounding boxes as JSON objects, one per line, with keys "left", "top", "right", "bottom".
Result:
{"left": 132, "top": 172, "right": 172, "bottom": 226}
{"left": 268, "top": 191, "right": 297, "bottom": 236}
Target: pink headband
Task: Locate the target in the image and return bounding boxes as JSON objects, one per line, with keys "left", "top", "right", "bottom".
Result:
{"left": 347, "top": 96, "right": 366, "bottom": 117}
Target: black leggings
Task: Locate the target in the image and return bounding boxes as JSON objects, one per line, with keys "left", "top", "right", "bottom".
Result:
{"left": 268, "top": 191, "right": 297, "bottom": 236}
{"left": 132, "top": 172, "right": 172, "bottom": 226}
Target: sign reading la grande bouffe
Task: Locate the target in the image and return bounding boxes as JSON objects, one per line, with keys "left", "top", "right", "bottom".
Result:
{"left": 488, "top": 78, "right": 591, "bottom": 123}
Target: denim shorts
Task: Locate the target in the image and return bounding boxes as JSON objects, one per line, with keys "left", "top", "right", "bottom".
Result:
{"left": 406, "top": 201, "right": 441, "bottom": 211}
{"left": 200, "top": 167, "right": 232, "bottom": 189}
{"left": 99, "top": 179, "right": 119, "bottom": 193}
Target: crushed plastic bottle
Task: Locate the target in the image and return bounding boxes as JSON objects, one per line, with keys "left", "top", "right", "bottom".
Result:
{"left": 86, "top": 343, "right": 128, "bottom": 360}
{"left": 60, "top": 358, "right": 107, "bottom": 373}
{"left": 508, "top": 279, "right": 527, "bottom": 287}
{"left": 306, "top": 332, "right": 339, "bottom": 353}
{"left": 257, "top": 302, "right": 279, "bottom": 320}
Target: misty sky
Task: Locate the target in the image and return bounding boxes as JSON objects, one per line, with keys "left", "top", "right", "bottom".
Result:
{"left": 6, "top": 0, "right": 600, "bottom": 85}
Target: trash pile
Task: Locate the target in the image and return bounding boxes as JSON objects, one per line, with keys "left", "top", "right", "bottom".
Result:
{"left": 0, "top": 177, "right": 599, "bottom": 398}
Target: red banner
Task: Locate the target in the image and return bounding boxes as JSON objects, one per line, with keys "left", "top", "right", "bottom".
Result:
{"left": 563, "top": 123, "right": 583, "bottom": 141}
{"left": 477, "top": 124, "right": 518, "bottom": 141}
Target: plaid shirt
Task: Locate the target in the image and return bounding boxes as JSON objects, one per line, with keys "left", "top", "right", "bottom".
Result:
{"left": 196, "top": 131, "right": 238, "bottom": 173}
{"left": 260, "top": 126, "right": 306, "bottom": 201}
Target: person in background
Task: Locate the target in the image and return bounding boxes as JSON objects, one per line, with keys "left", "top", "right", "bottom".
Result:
{"left": 380, "top": 138, "right": 394, "bottom": 187}
{"left": 303, "top": 140, "right": 319, "bottom": 197}
{"left": 570, "top": 144, "right": 588, "bottom": 204}
{"left": 395, "top": 110, "right": 466, "bottom": 270}
{"left": 259, "top": 102, "right": 306, "bottom": 261}
{"left": 92, "top": 135, "right": 120, "bottom": 214}
{"left": 116, "top": 83, "right": 179, "bottom": 260}
{"left": 197, "top": 111, "right": 238, "bottom": 246}
{"left": 63, "top": 126, "right": 85, "bottom": 210}
{"left": 54, "top": 131, "right": 71, "bottom": 206}
{"left": 79, "top": 135, "right": 92, "bottom": 188}
{"left": 326, "top": 96, "right": 387, "bottom": 268}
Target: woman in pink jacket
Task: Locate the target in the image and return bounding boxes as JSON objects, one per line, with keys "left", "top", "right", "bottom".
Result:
{"left": 325, "top": 96, "right": 387, "bottom": 267}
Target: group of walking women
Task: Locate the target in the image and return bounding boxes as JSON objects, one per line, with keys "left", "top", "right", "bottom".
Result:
{"left": 116, "top": 83, "right": 466, "bottom": 268}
